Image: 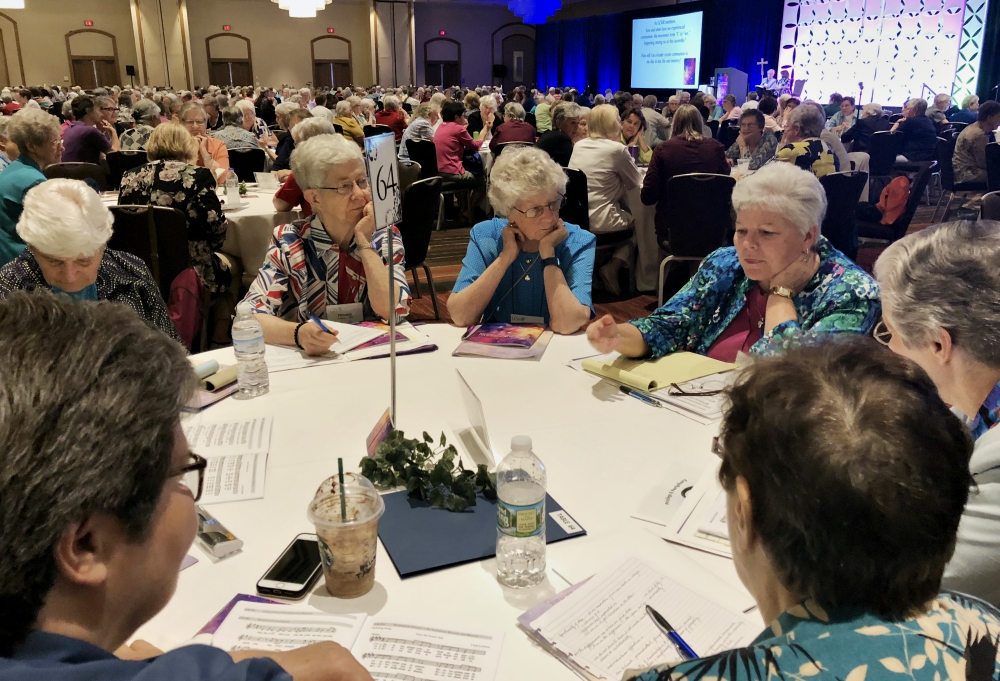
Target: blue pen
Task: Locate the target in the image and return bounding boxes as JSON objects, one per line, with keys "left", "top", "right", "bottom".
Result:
{"left": 309, "top": 314, "right": 334, "bottom": 335}
{"left": 645, "top": 605, "right": 697, "bottom": 659}
{"left": 620, "top": 385, "right": 664, "bottom": 408}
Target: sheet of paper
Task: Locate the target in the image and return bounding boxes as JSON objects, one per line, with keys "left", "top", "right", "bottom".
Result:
{"left": 662, "top": 463, "right": 733, "bottom": 558}
{"left": 352, "top": 617, "right": 504, "bottom": 681}
{"left": 632, "top": 455, "right": 714, "bottom": 526}
{"left": 318, "top": 321, "right": 385, "bottom": 353}
{"left": 200, "top": 452, "right": 268, "bottom": 504}
{"left": 183, "top": 416, "right": 272, "bottom": 456}
{"left": 532, "top": 556, "right": 757, "bottom": 681}
{"left": 263, "top": 344, "right": 350, "bottom": 373}
{"left": 212, "top": 602, "right": 368, "bottom": 653}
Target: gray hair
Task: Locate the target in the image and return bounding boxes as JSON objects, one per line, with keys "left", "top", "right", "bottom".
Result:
{"left": 862, "top": 103, "right": 883, "bottom": 118}
{"left": 552, "top": 101, "right": 582, "bottom": 129}
{"left": 0, "top": 291, "right": 196, "bottom": 655}
{"left": 480, "top": 95, "right": 498, "bottom": 112}
{"left": 234, "top": 98, "right": 256, "bottom": 116}
{"left": 906, "top": 98, "right": 928, "bottom": 116}
{"left": 383, "top": 95, "right": 401, "bottom": 112}
{"left": 221, "top": 106, "right": 243, "bottom": 128}
{"left": 875, "top": 221, "right": 1000, "bottom": 368}
{"left": 290, "top": 133, "right": 364, "bottom": 191}
{"left": 335, "top": 99, "right": 353, "bottom": 118}
{"left": 359, "top": 98, "right": 376, "bottom": 112}
{"left": 17, "top": 179, "right": 113, "bottom": 258}
{"left": 291, "top": 117, "right": 335, "bottom": 144}
{"left": 642, "top": 95, "right": 658, "bottom": 109}
{"left": 60, "top": 100, "right": 73, "bottom": 118}
{"left": 785, "top": 103, "right": 826, "bottom": 138}
{"left": 962, "top": 95, "right": 979, "bottom": 110}
{"left": 6, "top": 109, "right": 60, "bottom": 155}
{"left": 487, "top": 146, "right": 567, "bottom": 217}
{"left": 731, "top": 161, "right": 827, "bottom": 237}
{"left": 133, "top": 98, "right": 160, "bottom": 126}
{"left": 504, "top": 102, "right": 526, "bottom": 120}
{"left": 275, "top": 101, "right": 300, "bottom": 117}
{"left": 667, "top": 95, "right": 680, "bottom": 104}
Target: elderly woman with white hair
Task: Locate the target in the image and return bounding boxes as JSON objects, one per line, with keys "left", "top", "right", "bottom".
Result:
{"left": 272, "top": 117, "right": 337, "bottom": 216}
{"left": 890, "top": 97, "right": 937, "bottom": 162}
{"left": 234, "top": 97, "right": 277, "bottom": 146}
{"left": 588, "top": 162, "right": 879, "bottom": 360}
{"left": 244, "top": 134, "right": 410, "bottom": 355}
{"left": 208, "top": 106, "right": 260, "bottom": 150}
{"left": 950, "top": 94, "right": 981, "bottom": 124}
{"left": 874, "top": 220, "right": 1000, "bottom": 605}
{"left": 119, "top": 99, "right": 161, "bottom": 151}
{"left": 398, "top": 102, "right": 438, "bottom": 162}
{"left": 0, "top": 179, "right": 179, "bottom": 341}
{"left": 375, "top": 94, "right": 408, "bottom": 142}
{"left": 358, "top": 98, "right": 377, "bottom": 127}
{"left": 776, "top": 104, "right": 838, "bottom": 177}
{"left": 536, "top": 101, "right": 583, "bottom": 168}
{"left": 449, "top": 146, "right": 595, "bottom": 334}
{"left": 488, "top": 101, "right": 536, "bottom": 154}
{"left": 334, "top": 99, "right": 365, "bottom": 147}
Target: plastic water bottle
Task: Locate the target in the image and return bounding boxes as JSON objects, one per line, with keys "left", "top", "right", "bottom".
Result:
{"left": 496, "top": 435, "right": 547, "bottom": 588}
{"left": 225, "top": 169, "right": 240, "bottom": 204}
{"left": 232, "top": 301, "right": 269, "bottom": 398}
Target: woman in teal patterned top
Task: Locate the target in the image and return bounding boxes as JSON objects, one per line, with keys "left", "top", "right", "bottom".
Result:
{"left": 587, "top": 163, "right": 879, "bottom": 361}
{"left": 626, "top": 341, "right": 1000, "bottom": 681}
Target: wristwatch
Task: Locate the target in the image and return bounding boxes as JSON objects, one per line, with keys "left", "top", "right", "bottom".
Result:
{"left": 769, "top": 285, "right": 795, "bottom": 299}
{"left": 355, "top": 235, "right": 375, "bottom": 251}
{"left": 541, "top": 257, "right": 559, "bottom": 269}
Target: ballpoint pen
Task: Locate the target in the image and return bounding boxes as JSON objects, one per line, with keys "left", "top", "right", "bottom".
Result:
{"left": 645, "top": 605, "right": 697, "bottom": 660}
{"left": 620, "top": 385, "right": 664, "bottom": 408}
{"left": 309, "top": 314, "right": 334, "bottom": 335}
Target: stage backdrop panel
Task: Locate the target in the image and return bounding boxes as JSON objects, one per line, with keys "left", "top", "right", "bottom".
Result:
{"left": 778, "top": 0, "right": 988, "bottom": 105}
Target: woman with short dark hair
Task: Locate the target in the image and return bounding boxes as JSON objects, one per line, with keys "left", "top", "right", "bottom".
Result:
{"left": 627, "top": 340, "right": 999, "bottom": 681}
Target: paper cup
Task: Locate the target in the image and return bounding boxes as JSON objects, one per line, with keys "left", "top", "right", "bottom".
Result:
{"left": 307, "top": 477, "right": 384, "bottom": 599}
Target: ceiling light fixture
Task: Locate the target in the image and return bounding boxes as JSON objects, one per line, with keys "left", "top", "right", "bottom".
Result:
{"left": 508, "top": 0, "right": 560, "bottom": 24}
{"left": 0, "top": 0, "right": 25, "bottom": 8}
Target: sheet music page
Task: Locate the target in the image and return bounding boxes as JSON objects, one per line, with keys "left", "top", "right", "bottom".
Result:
{"left": 352, "top": 617, "right": 504, "bottom": 681}
{"left": 212, "top": 602, "right": 367, "bottom": 652}
{"left": 199, "top": 452, "right": 268, "bottom": 505}
{"left": 532, "top": 556, "right": 757, "bottom": 681}
{"left": 183, "top": 416, "right": 273, "bottom": 456}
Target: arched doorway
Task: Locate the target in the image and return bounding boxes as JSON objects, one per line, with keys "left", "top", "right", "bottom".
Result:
{"left": 65, "top": 29, "right": 120, "bottom": 88}
{"left": 424, "top": 37, "right": 460, "bottom": 88}
{"left": 311, "top": 36, "right": 352, "bottom": 89}
{"left": 205, "top": 33, "right": 253, "bottom": 87}
{"left": 491, "top": 22, "right": 535, "bottom": 90}
{"left": 0, "top": 12, "right": 24, "bottom": 88}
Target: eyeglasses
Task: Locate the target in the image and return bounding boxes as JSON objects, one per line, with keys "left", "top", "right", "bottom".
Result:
{"left": 873, "top": 320, "right": 892, "bottom": 346}
{"left": 318, "top": 178, "right": 370, "bottom": 195}
{"left": 667, "top": 382, "right": 724, "bottom": 397}
{"left": 172, "top": 453, "right": 207, "bottom": 501}
{"left": 512, "top": 195, "right": 566, "bottom": 219}
{"left": 101, "top": 107, "right": 119, "bottom": 113}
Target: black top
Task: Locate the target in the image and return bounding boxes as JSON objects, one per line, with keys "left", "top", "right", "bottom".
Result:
{"left": 273, "top": 133, "right": 294, "bottom": 171}
{"left": 841, "top": 116, "right": 893, "bottom": 153}
{"left": 897, "top": 115, "right": 937, "bottom": 161}
{"left": 536, "top": 130, "right": 574, "bottom": 167}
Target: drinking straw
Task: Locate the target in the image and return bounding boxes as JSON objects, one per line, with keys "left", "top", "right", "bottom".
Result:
{"left": 337, "top": 458, "right": 347, "bottom": 522}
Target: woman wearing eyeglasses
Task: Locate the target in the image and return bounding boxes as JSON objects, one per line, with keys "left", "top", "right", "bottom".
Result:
{"left": 873, "top": 220, "right": 1000, "bottom": 605}
{"left": 243, "top": 133, "right": 411, "bottom": 356}
{"left": 448, "top": 147, "right": 595, "bottom": 334}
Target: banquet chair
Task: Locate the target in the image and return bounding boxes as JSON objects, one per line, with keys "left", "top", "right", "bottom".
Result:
{"left": 108, "top": 204, "right": 209, "bottom": 351}
{"left": 106, "top": 150, "right": 148, "bottom": 190}
{"left": 657, "top": 173, "right": 736, "bottom": 306}
{"left": 493, "top": 141, "right": 532, "bottom": 158}
{"left": 819, "top": 171, "right": 868, "bottom": 261}
{"left": 525, "top": 112, "right": 536, "bottom": 129}
{"left": 333, "top": 123, "right": 344, "bottom": 135}
{"left": 398, "top": 160, "right": 421, "bottom": 195}
{"left": 560, "top": 168, "right": 589, "bottom": 231}
{"left": 985, "top": 143, "right": 1000, "bottom": 192}
{"left": 228, "top": 148, "right": 267, "bottom": 183}
{"left": 859, "top": 161, "right": 934, "bottom": 244}
{"left": 44, "top": 162, "right": 109, "bottom": 192}
{"left": 706, "top": 119, "right": 720, "bottom": 139}
{"left": 718, "top": 122, "right": 739, "bottom": 150}
{"left": 981, "top": 191, "right": 1000, "bottom": 220}
{"left": 398, "top": 177, "right": 443, "bottom": 319}
{"left": 932, "top": 136, "right": 984, "bottom": 222}
{"left": 406, "top": 139, "right": 439, "bottom": 179}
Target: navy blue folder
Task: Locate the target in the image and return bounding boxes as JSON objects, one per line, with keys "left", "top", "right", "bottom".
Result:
{"left": 377, "top": 492, "right": 586, "bottom": 578}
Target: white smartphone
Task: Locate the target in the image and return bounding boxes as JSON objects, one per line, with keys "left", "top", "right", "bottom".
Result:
{"left": 256, "top": 533, "right": 322, "bottom": 600}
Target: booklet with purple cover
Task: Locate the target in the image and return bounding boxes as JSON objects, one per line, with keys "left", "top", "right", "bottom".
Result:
{"left": 462, "top": 323, "right": 545, "bottom": 348}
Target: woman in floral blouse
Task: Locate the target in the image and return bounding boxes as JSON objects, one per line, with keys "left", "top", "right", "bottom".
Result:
{"left": 588, "top": 162, "right": 878, "bottom": 361}
{"left": 118, "top": 123, "right": 230, "bottom": 296}
{"left": 626, "top": 341, "right": 998, "bottom": 681}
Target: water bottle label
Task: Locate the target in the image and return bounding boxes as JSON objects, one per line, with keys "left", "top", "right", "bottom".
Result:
{"left": 233, "top": 336, "right": 265, "bottom": 355}
{"left": 497, "top": 498, "right": 545, "bottom": 537}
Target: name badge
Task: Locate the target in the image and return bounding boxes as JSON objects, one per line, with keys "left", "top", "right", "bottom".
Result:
{"left": 325, "top": 303, "right": 364, "bottom": 324}
{"left": 510, "top": 314, "right": 544, "bottom": 325}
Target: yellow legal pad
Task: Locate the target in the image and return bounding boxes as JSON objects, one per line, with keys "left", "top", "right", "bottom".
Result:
{"left": 582, "top": 352, "right": 736, "bottom": 392}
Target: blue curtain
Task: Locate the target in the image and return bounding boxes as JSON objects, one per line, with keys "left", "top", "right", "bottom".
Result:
{"left": 702, "top": 0, "right": 783, "bottom": 86}
{"left": 536, "top": 15, "right": 623, "bottom": 94}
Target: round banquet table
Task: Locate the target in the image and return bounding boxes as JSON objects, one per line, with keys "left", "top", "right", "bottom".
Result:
{"left": 134, "top": 324, "right": 751, "bottom": 680}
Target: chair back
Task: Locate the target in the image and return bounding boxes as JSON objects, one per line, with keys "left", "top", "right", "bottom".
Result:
{"left": 494, "top": 141, "right": 532, "bottom": 157}
{"left": 867, "top": 131, "right": 902, "bottom": 176}
{"left": 792, "top": 79, "right": 806, "bottom": 97}
{"left": 982, "top": 190, "right": 1000, "bottom": 220}
{"left": 332, "top": 122, "right": 344, "bottom": 134}
{"left": 661, "top": 173, "right": 736, "bottom": 257}
{"left": 398, "top": 177, "right": 442, "bottom": 266}
{"left": 106, "top": 151, "right": 148, "bottom": 189}
{"left": 819, "top": 171, "right": 868, "bottom": 260}
{"left": 891, "top": 161, "right": 935, "bottom": 241}
{"left": 406, "top": 139, "right": 439, "bottom": 178}
{"left": 44, "top": 162, "right": 109, "bottom": 191}
{"left": 398, "top": 160, "right": 421, "bottom": 195}
{"left": 706, "top": 119, "right": 720, "bottom": 139}
{"left": 402, "top": 102, "right": 412, "bottom": 114}
{"left": 940, "top": 122, "right": 968, "bottom": 137}
{"left": 889, "top": 113, "right": 904, "bottom": 123}
{"left": 228, "top": 148, "right": 266, "bottom": 182}
{"left": 364, "top": 124, "right": 393, "bottom": 137}
{"left": 987, "top": 143, "right": 1000, "bottom": 192}
{"left": 718, "top": 122, "right": 739, "bottom": 150}
{"left": 108, "top": 205, "right": 190, "bottom": 301}
{"left": 525, "top": 112, "right": 536, "bottom": 129}
{"left": 560, "top": 168, "right": 589, "bottom": 231}
{"left": 936, "top": 136, "right": 957, "bottom": 191}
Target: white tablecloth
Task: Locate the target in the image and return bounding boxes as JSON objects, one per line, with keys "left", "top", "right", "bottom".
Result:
{"left": 135, "top": 326, "right": 750, "bottom": 679}
{"left": 627, "top": 167, "right": 660, "bottom": 292}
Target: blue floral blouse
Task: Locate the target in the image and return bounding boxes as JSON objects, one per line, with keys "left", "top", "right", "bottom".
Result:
{"left": 626, "top": 592, "right": 1000, "bottom": 681}
{"left": 629, "top": 237, "right": 880, "bottom": 358}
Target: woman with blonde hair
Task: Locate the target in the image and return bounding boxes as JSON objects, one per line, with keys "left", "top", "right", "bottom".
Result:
{"left": 569, "top": 104, "right": 641, "bottom": 295}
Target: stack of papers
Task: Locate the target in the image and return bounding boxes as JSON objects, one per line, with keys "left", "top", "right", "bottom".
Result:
{"left": 181, "top": 417, "right": 273, "bottom": 504}
{"left": 519, "top": 556, "right": 757, "bottom": 680}
{"left": 263, "top": 322, "right": 384, "bottom": 373}
{"left": 453, "top": 323, "right": 554, "bottom": 360}
{"left": 344, "top": 321, "right": 437, "bottom": 360}
{"left": 662, "top": 462, "right": 733, "bottom": 558}
{"left": 581, "top": 352, "right": 734, "bottom": 392}
{"left": 211, "top": 601, "right": 504, "bottom": 681}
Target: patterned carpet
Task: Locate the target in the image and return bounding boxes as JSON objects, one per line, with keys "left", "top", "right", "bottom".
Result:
{"left": 405, "top": 204, "right": 945, "bottom": 326}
